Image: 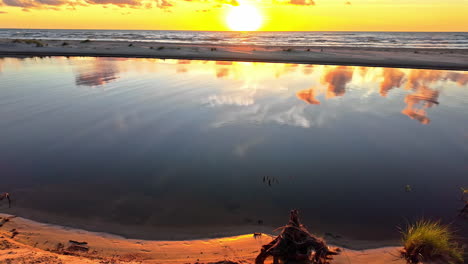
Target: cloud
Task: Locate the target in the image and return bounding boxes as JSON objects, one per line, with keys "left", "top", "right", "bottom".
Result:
{"left": 2, "top": 0, "right": 38, "bottom": 7}
{"left": 288, "top": 0, "right": 314, "bottom": 5}
{"left": 0, "top": 0, "right": 321, "bottom": 10}
{"left": 183, "top": 0, "right": 238, "bottom": 6}
{"left": 0, "top": 0, "right": 244, "bottom": 9}
{"left": 36, "top": 0, "right": 64, "bottom": 4}
{"left": 84, "top": 0, "right": 139, "bottom": 6}
{"left": 156, "top": 0, "right": 172, "bottom": 8}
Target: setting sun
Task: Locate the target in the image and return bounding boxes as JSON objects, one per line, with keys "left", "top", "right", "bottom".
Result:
{"left": 226, "top": 4, "right": 263, "bottom": 31}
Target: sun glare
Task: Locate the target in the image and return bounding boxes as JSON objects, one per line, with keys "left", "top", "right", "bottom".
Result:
{"left": 226, "top": 5, "right": 263, "bottom": 31}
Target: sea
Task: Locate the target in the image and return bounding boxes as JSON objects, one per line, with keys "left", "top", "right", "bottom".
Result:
{"left": 1, "top": 28, "right": 468, "bottom": 49}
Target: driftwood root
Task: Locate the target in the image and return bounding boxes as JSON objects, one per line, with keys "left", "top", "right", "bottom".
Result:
{"left": 255, "top": 210, "right": 339, "bottom": 264}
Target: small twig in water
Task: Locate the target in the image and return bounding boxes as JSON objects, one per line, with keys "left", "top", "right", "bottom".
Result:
{"left": 0, "top": 193, "right": 11, "bottom": 208}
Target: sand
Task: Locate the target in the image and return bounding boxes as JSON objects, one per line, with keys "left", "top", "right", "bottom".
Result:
{"left": 0, "top": 38, "right": 467, "bottom": 70}
{"left": 0, "top": 214, "right": 407, "bottom": 264}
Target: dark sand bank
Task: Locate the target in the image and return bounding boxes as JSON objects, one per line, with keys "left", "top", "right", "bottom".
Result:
{"left": 1, "top": 39, "right": 468, "bottom": 70}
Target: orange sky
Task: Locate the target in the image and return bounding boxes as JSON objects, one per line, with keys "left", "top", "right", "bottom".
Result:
{"left": 0, "top": 0, "right": 467, "bottom": 31}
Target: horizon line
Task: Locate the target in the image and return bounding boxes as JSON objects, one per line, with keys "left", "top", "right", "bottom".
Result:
{"left": 1, "top": 28, "right": 467, "bottom": 33}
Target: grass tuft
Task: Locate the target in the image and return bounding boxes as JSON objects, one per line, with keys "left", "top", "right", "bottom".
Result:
{"left": 401, "top": 220, "right": 464, "bottom": 264}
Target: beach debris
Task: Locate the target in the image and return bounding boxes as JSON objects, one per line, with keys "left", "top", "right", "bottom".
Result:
{"left": 211, "top": 47, "right": 217, "bottom": 51}
{"left": 255, "top": 210, "right": 339, "bottom": 264}
{"left": 69, "top": 240, "right": 88, "bottom": 246}
{"left": 262, "top": 176, "right": 279, "bottom": 187}
{"left": 66, "top": 240, "right": 89, "bottom": 253}
{"left": 0, "top": 218, "right": 9, "bottom": 227}
{"left": 0, "top": 239, "right": 18, "bottom": 250}
{"left": 10, "top": 228, "right": 19, "bottom": 239}
{"left": 128, "top": 43, "right": 133, "bottom": 47}
{"left": 62, "top": 42, "right": 69, "bottom": 46}
{"left": 405, "top": 185, "right": 413, "bottom": 192}
{"left": 0, "top": 193, "right": 11, "bottom": 208}
{"left": 0, "top": 216, "right": 15, "bottom": 228}
{"left": 258, "top": 220, "right": 264, "bottom": 225}
{"left": 157, "top": 46, "right": 165, "bottom": 50}
{"left": 80, "top": 39, "right": 91, "bottom": 43}
{"left": 208, "top": 261, "right": 240, "bottom": 264}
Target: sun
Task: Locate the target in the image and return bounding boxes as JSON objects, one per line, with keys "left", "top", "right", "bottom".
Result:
{"left": 226, "top": 5, "right": 263, "bottom": 31}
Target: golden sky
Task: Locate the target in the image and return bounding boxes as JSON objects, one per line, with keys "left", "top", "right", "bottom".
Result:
{"left": 0, "top": 0, "right": 467, "bottom": 31}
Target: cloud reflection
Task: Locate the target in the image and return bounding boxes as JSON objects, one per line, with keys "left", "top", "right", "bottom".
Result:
{"left": 74, "top": 57, "right": 120, "bottom": 87}
{"left": 65, "top": 58, "right": 468, "bottom": 126}
{"left": 380, "top": 68, "right": 405, "bottom": 97}
{"left": 296, "top": 88, "right": 320, "bottom": 105}
{"left": 322, "top": 66, "right": 353, "bottom": 98}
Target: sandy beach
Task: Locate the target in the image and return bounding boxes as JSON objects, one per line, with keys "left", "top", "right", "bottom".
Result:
{"left": 0, "top": 39, "right": 467, "bottom": 70}
{"left": 0, "top": 214, "right": 407, "bottom": 264}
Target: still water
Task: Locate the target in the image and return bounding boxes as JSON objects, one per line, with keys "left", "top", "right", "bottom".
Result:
{"left": 0, "top": 57, "right": 467, "bottom": 244}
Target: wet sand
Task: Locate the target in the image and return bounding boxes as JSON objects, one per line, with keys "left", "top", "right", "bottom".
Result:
{"left": 0, "top": 39, "right": 467, "bottom": 70}
{"left": 0, "top": 214, "right": 406, "bottom": 264}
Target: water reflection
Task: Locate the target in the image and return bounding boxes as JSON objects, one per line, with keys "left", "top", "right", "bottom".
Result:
{"left": 2, "top": 57, "right": 467, "bottom": 126}
{"left": 0, "top": 56, "right": 467, "bottom": 241}
{"left": 380, "top": 68, "right": 405, "bottom": 97}
{"left": 75, "top": 57, "right": 120, "bottom": 87}
{"left": 323, "top": 66, "right": 353, "bottom": 98}
{"left": 61, "top": 57, "right": 468, "bottom": 125}
{"left": 296, "top": 89, "right": 320, "bottom": 105}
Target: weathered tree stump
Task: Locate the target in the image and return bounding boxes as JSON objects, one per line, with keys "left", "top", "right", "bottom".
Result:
{"left": 0, "top": 193, "right": 10, "bottom": 208}
{"left": 256, "top": 210, "right": 339, "bottom": 264}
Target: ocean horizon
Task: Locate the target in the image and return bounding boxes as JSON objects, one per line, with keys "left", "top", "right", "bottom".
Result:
{"left": 1, "top": 28, "right": 467, "bottom": 49}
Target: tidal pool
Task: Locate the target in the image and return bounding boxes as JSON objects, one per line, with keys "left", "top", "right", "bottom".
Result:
{"left": 0, "top": 57, "right": 467, "bottom": 245}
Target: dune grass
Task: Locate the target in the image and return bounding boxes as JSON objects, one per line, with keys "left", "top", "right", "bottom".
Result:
{"left": 12, "top": 39, "right": 44, "bottom": 47}
{"left": 401, "top": 220, "right": 464, "bottom": 264}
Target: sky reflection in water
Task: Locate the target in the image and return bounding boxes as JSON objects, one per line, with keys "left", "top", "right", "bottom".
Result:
{"left": 0, "top": 57, "right": 467, "bottom": 242}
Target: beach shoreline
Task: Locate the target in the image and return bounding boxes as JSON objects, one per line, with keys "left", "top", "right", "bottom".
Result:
{"left": 0, "top": 213, "right": 406, "bottom": 264}
{"left": 1, "top": 38, "right": 467, "bottom": 70}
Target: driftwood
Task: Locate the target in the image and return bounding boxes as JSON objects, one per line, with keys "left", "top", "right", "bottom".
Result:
{"left": 0, "top": 193, "right": 10, "bottom": 208}
{"left": 256, "top": 210, "right": 339, "bottom": 264}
